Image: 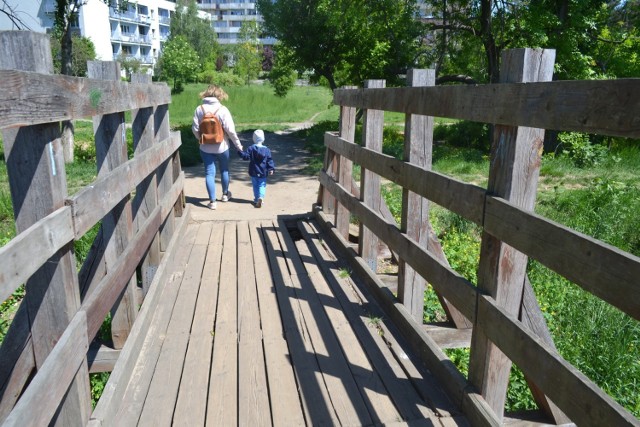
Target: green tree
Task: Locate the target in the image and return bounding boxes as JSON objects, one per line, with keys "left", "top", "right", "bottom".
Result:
{"left": 159, "top": 35, "right": 200, "bottom": 91}
{"left": 117, "top": 54, "right": 142, "bottom": 81}
{"left": 234, "top": 21, "right": 263, "bottom": 85}
{"left": 268, "top": 44, "right": 298, "bottom": 97}
{"left": 170, "top": 0, "right": 218, "bottom": 70}
{"left": 50, "top": 33, "right": 96, "bottom": 77}
{"left": 257, "top": 0, "right": 424, "bottom": 92}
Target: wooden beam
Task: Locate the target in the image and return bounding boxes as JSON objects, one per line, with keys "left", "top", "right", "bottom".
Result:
{"left": 333, "top": 78, "right": 640, "bottom": 139}
{"left": 359, "top": 79, "right": 385, "bottom": 272}
{"left": 335, "top": 86, "right": 357, "bottom": 239}
{"left": 87, "top": 344, "right": 120, "bottom": 374}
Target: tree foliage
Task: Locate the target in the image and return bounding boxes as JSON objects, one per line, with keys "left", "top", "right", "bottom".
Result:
{"left": 234, "top": 21, "right": 263, "bottom": 84}
{"left": 268, "top": 44, "right": 298, "bottom": 97}
{"left": 256, "top": 0, "right": 424, "bottom": 91}
{"left": 170, "top": 0, "right": 218, "bottom": 69}
{"left": 158, "top": 35, "right": 199, "bottom": 91}
{"left": 50, "top": 33, "right": 96, "bottom": 77}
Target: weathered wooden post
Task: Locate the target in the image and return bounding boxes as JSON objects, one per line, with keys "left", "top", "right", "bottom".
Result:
{"left": 88, "top": 61, "right": 137, "bottom": 348}
{"left": 155, "top": 103, "right": 176, "bottom": 251}
{"left": 0, "top": 31, "right": 91, "bottom": 425}
{"left": 131, "top": 72, "right": 161, "bottom": 298}
{"left": 359, "top": 79, "right": 385, "bottom": 271}
{"left": 335, "top": 86, "right": 357, "bottom": 239}
{"left": 397, "top": 69, "right": 433, "bottom": 322}
{"left": 467, "top": 48, "right": 556, "bottom": 421}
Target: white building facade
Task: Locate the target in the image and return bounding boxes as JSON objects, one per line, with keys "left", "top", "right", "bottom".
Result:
{"left": 196, "top": 1, "right": 275, "bottom": 47}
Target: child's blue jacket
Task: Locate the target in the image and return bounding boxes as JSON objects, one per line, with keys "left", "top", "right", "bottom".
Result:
{"left": 238, "top": 144, "right": 275, "bottom": 178}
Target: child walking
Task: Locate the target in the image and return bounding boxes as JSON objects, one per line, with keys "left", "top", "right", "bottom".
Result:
{"left": 238, "top": 130, "right": 275, "bottom": 208}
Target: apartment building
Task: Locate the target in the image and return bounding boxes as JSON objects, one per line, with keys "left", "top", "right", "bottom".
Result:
{"left": 196, "top": 1, "right": 275, "bottom": 47}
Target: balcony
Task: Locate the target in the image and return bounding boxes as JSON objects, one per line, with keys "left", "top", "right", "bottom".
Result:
{"left": 113, "top": 54, "right": 155, "bottom": 65}
{"left": 109, "top": 9, "right": 152, "bottom": 25}
{"left": 158, "top": 15, "right": 171, "bottom": 25}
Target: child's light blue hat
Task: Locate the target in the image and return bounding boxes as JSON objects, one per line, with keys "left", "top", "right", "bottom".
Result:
{"left": 253, "top": 129, "right": 265, "bottom": 144}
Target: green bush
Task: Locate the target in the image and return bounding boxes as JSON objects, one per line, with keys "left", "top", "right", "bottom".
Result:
{"left": 434, "top": 120, "right": 490, "bottom": 152}
{"left": 559, "top": 132, "right": 608, "bottom": 168}
{"left": 197, "top": 70, "right": 244, "bottom": 87}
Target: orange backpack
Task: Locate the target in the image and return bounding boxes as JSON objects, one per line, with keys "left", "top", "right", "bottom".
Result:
{"left": 198, "top": 105, "right": 224, "bottom": 144}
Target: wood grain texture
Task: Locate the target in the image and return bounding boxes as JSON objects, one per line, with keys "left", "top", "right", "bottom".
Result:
{"left": 336, "top": 88, "right": 357, "bottom": 239}
{"left": 324, "top": 133, "right": 486, "bottom": 225}
{"left": 0, "top": 70, "right": 171, "bottom": 129}
{"left": 333, "top": 79, "right": 640, "bottom": 139}
{"left": 0, "top": 207, "right": 73, "bottom": 303}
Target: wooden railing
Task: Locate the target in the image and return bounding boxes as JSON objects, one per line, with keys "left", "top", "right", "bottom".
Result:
{"left": 316, "top": 48, "right": 640, "bottom": 426}
{"left": 0, "top": 32, "right": 184, "bottom": 426}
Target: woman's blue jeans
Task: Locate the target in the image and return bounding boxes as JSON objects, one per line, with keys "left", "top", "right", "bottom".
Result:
{"left": 200, "top": 149, "right": 230, "bottom": 202}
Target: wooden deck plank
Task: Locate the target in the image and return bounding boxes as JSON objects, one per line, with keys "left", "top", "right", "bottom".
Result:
{"left": 250, "top": 222, "right": 306, "bottom": 426}
{"left": 112, "top": 222, "right": 198, "bottom": 425}
{"left": 206, "top": 222, "right": 239, "bottom": 426}
{"left": 262, "top": 222, "right": 339, "bottom": 426}
{"left": 237, "top": 221, "right": 271, "bottom": 426}
{"left": 299, "top": 220, "right": 437, "bottom": 423}
{"left": 173, "top": 223, "right": 224, "bottom": 425}
{"left": 273, "top": 218, "right": 375, "bottom": 426}
{"left": 137, "top": 239, "right": 209, "bottom": 426}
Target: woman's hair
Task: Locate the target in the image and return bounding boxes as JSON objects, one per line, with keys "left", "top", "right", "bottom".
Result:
{"left": 199, "top": 85, "right": 229, "bottom": 101}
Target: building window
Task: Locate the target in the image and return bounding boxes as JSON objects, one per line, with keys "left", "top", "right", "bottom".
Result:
{"left": 121, "top": 24, "right": 131, "bottom": 34}
{"left": 122, "top": 45, "right": 133, "bottom": 55}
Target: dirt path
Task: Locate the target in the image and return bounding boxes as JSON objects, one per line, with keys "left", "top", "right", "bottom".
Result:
{"left": 183, "top": 130, "right": 320, "bottom": 222}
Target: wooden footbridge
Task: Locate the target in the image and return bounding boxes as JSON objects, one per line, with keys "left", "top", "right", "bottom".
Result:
{"left": 1, "top": 32, "right": 639, "bottom": 426}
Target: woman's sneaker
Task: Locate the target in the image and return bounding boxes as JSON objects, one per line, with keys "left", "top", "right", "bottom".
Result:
{"left": 256, "top": 198, "right": 263, "bottom": 208}
{"left": 207, "top": 201, "right": 217, "bottom": 210}
{"left": 221, "top": 191, "right": 232, "bottom": 202}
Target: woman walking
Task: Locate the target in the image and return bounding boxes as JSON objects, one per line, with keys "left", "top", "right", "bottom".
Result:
{"left": 192, "top": 85, "right": 244, "bottom": 209}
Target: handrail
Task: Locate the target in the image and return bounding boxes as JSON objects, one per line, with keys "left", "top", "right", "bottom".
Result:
{"left": 319, "top": 48, "right": 640, "bottom": 426}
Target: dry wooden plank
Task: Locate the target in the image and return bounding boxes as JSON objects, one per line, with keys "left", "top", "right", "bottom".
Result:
{"left": 359, "top": 79, "right": 385, "bottom": 273}
{"left": 236, "top": 222, "right": 271, "bottom": 426}
{"left": 303, "top": 219, "right": 461, "bottom": 419}
{"left": 154, "top": 104, "right": 176, "bottom": 252}
{"left": 424, "top": 325, "right": 472, "bottom": 349}
{"left": 318, "top": 172, "right": 478, "bottom": 321}
{"left": 299, "top": 220, "right": 427, "bottom": 423}
{"left": 2, "top": 311, "right": 88, "bottom": 427}
{"left": 0, "top": 206, "right": 73, "bottom": 303}
{"left": 87, "top": 344, "right": 120, "bottom": 373}
{"left": 335, "top": 89, "right": 357, "bottom": 239}
{"left": 249, "top": 222, "right": 305, "bottom": 426}
{"left": 68, "top": 133, "right": 181, "bottom": 236}
{"left": 477, "top": 295, "right": 639, "bottom": 427}
{"left": 275, "top": 218, "right": 375, "bottom": 426}
{"left": 399, "top": 69, "right": 434, "bottom": 323}
{"left": 171, "top": 335, "right": 212, "bottom": 426}
{"left": 206, "top": 222, "right": 239, "bottom": 426}
{"left": 173, "top": 223, "right": 223, "bottom": 425}
{"left": 262, "top": 222, "right": 340, "bottom": 425}
{"left": 324, "top": 133, "right": 486, "bottom": 225}
{"left": 90, "top": 210, "right": 194, "bottom": 424}
{"left": 0, "top": 70, "right": 171, "bottom": 129}
{"left": 485, "top": 196, "right": 640, "bottom": 321}
{"left": 333, "top": 80, "right": 640, "bottom": 139}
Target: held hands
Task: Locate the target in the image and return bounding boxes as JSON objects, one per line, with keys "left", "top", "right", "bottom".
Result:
{"left": 269, "top": 170, "right": 274, "bottom": 176}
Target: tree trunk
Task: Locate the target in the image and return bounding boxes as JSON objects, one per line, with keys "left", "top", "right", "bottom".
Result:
{"left": 480, "top": 0, "right": 501, "bottom": 83}
{"left": 61, "top": 23, "right": 75, "bottom": 163}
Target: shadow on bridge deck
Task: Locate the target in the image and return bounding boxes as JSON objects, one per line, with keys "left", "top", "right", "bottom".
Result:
{"left": 92, "top": 213, "right": 468, "bottom": 426}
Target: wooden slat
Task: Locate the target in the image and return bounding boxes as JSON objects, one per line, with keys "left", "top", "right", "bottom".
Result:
{"left": 399, "top": 68, "right": 433, "bottom": 323}
{"left": 359, "top": 79, "right": 385, "bottom": 273}
{"left": 206, "top": 222, "right": 239, "bottom": 426}
{"left": 68, "top": 133, "right": 181, "bottom": 237}
{"left": 0, "top": 69, "right": 171, "bottom": 129}
{"left": 1, "top": 312, "right": 88, "bottom": 427}
{"left": 250, "top": 222, "right": 305, "bottom": 426}
{"left": 87, "top": 344, "right": 120, "bottom": 373}
{"left": 0, "top": 207, "right": 73, "bottom": 303}
{"left": 108, "top": 221, "right": 196, "bottom": 426}
{"left": 318, "top": 171, "right": 478, "bottom": 321}
{"left": 89, "top": 204, "right": 192, "bottom": 425}
{"left": 276, "top": 218, "right": 375, "bottom": 426}
{"left": 333, "top": 79, "right": 640, "bottom": 139}
{"left": 424, "top": 325, "right": 472, "bottom": 349}
{"left": 299, "top": 220, "right": 434, "bottom": 423}
{"left": 237, "top": 222, "right": 271, "bottom": 426}
{"left": 485, "top": 196, "right": 640, "bottom": 321}
{"left": 173, "top": 223, "right": 221, "bottom": 425}
{"left": 335, "top": 87, "right": 357, "bottom": 239}
{"left": 262, "top": 222, "right": 340, "bottom": 425}
{"left": 155, "top": 104, "right": 176, "bottom": 252}
{"left": 477, "top": 295, "right": 639, "bottom": 427}
{"left": 324, "top": 133, "right": 486, "bottom": 225}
